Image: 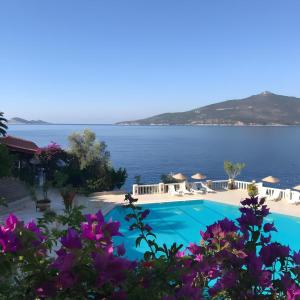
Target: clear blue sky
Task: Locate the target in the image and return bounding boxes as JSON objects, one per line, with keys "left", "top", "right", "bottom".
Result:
{"left": 1, "top": 0, "right": 300, "bottom": 123}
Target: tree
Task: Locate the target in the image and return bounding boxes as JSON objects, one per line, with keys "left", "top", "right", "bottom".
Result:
{"left": 224, "top": 161, "right": 245, "bottom": 180}
{"left": 67, "top": 130, "right": 127, "bottom": 193}
{"left": 68, "top": 129, "right": 110, "bottom": 170}
{"left": 37, "top": 142, "right": 66, "bottom": 200}
{"left": 224, "top": 160, "right": 245, "bottom": 189}
{"left": 0, "top": 145, "right": 14, "bottom": 177}
{"left": 112, "top": 168, "right": 127, "bottom": 189}
{"left": 0, "top": 112, "right": 7, "bottom": 136}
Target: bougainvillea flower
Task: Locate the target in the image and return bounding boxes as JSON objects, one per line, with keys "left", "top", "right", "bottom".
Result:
{"left": 117, "top": 243, "right": 126, "bottom": 256}
{"left": 61, "top": 228, "right": 82, "bottom": 249}
{"left": 263, "top": 222, "right": 277, "bottom": 233}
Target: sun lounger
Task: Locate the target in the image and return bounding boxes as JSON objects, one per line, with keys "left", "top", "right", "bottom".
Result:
{"left": 189, "top": 183, "right": 205, "bottom": 194}
{"left": 177, "top": 183, "right": 193, "bottom": 195}
{"left": 288, "top": 191, "right": 300, "bottom": 204}
{"left": 168, "top": 185, "right": 183, "bottom": 196}
{"left": 200, "top": 182, "right": 215, "bottom": 193}
{"left": 190, "top": 188, "right": 205, "bottom": 195}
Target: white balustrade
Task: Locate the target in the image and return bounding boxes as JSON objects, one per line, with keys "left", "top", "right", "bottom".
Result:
{"left": 132, "top": 179, "right": 298, "bottom": 203}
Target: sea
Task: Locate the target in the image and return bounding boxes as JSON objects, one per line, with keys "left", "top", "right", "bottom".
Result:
{"left": 7, "top": 124, "right": 300, "bottom": 192}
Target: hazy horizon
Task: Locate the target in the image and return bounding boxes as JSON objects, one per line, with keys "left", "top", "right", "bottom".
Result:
{"left": 2, "top": 0, "right": 300, "bottom": 123}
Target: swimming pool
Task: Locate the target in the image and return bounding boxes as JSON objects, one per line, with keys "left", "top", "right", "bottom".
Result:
{"left": 106, "top": 200, "right": 300, "bottom": 259}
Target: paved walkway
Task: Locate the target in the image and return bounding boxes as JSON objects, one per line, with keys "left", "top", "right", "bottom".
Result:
{"left": 1, "top": 188, "right": 300, "bottom": 222}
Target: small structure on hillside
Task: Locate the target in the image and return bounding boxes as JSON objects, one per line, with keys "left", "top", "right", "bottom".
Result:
{"left": 0, "top": 135, "right": 40, "bottom": 184}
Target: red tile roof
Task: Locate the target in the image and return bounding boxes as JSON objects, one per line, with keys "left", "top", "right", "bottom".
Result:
{"left": 0, "top": 135, "right": 39, "bottom": 154}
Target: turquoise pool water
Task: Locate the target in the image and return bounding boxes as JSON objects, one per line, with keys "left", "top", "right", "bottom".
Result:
{"left": 106, "top": 200, "right": 300, "bottom": 259}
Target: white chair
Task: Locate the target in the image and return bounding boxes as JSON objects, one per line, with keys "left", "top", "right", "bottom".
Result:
{"left": 190, "top": 183, "right": 205, "bottom": 194}
{"left": 200, "top": 182, "right": 216, "bottom": 193}
{"left": 288, "top": 191, "right": 300, "bottom": 204}
{"left": 267, "top": 190, "right": 282, "bottom": 201}
{"left": 168, "top": 185, "right": 183, "bottom": 196}
{"left": 178, "top": 183, "right": 193, "bottom": 195}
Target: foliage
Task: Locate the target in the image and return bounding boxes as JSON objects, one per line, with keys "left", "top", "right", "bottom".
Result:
{"left": 0, "top": 144, "right": 14, "bottom": 177}
{"left": 0, "top": 112, "right": 7, "bottom": 137}
{"left": 1, "top": 196, "right": 300, "bottom": 299}
{"left": 224, "top": 160, "right": 246, "bottom": 180}
{"left": 248, "top": 182, "right": 258, "bottom": 197}
{"left": 67, "top": 130, "right": 127, "bottom": 193}
{"left": 160, "top": 173, "right": 181, "bottom": 184}
{"left": 37, "top": 142, "right": 67, "bottom": 200}
{"left": 68, "top": 129, "right": 110, "bottom": 170}
{"left": 111, "top": 168, "right": 127, "bottom": 189}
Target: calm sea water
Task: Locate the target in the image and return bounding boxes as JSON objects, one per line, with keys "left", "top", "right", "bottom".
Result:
{"left": 7, "top": 125, "right": 300, "bottom": 191}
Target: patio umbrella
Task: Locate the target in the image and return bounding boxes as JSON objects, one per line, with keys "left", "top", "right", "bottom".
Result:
{"left": 262, "top": 176, "right": 280, "bottom": 184}
{"left": 191, "top": 173, "right": 207, "bottom": 180}
{"left": 293, "top": 185, "right": 300, "bottom": 191}
{"left": 172, "top": 173, "right": 187, "bottom": 181}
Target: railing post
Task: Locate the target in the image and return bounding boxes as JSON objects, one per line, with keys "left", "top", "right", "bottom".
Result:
{"left": 285, "top": 189, "right": 291, "bottom": 201}
{"left": 159, "top": 183, "right": 165, "bottom": 194}
{"left": 132, "top": 184, "right": 138, "bottom": 196}
{"left": 256, "top": 182, "right": 263, "bottom": 193}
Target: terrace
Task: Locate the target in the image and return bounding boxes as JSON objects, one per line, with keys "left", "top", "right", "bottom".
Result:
{"left": 3, "top": 179, "right": 300, "bottom": 223}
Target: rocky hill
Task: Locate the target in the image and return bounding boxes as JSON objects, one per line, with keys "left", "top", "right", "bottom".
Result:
{"left": 8, "top": 117, "right": 50, "bottom": 125}
{"left": 117, "top": 92, "right": 300, "bottom": 125}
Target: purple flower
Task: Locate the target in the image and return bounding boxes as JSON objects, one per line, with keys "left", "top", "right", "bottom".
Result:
{"left": 140, "top": 209, "right": 150, "bottom": 220}
{"left": 85, "top": 210, "right": 104, "bottom": 225}
{"left": 117, "top": 243, "right": 126, "bottom": 256}
{"left": 51, "top": 250, "right": 76, "bottom": 272}
{"left": 293, "top": 250, "right": 300, "bottom": 265}
{"left": 261, "top": 234, "right": 271, "bottom": 244}
{"left": 57, "top": 271, "right": 78, "bottom": 289}
{"left": 61, "top": 228, "right": 82, "bottom": 249}
{"left": 144, "top": 224, "right": 152, "bottom": 231}
{"left": 188, "top": 243, "right": 201, "bottom": 255}
{"left": 263, "top": 222, "right": 277, "bottom": 233}
{"left": 260, "top": 243, "right": 290, "bottom": 267}
{"left": 287, "top": 284, "right": 300, "bottom": 300}
{"left": 25, "top": 221, "right": 44, "bottom": 241}
{"left": 103, "top": 221, "right": 123, "bottom": 237}
{"left": 237, "top": 209, "right": 262, "bottom": 227}
{"left": 6, "top": 214, "right": 19, "bottom": 231}
{"left": 241, "top": 197, "right": 258, "bottom": 206}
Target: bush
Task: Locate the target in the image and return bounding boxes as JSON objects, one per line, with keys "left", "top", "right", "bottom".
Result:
{"left": 0, "top": 144, "right": 14, "bottom": 177}
{"left": 1, "top": 197, "right": 300, "bottom": 299}
{"left": 247, "top": 182, "right": 258, "bottom": 197}
{"left": 160, "top": 173, "right": 182, "bottom": 184}
{"left": 66, "top": 130, "right": 127, "bottom": 193}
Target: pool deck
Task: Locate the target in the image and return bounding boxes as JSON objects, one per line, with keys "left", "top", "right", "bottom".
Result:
{"left": 1, "top": 188, "right": 300, "bottom": 222}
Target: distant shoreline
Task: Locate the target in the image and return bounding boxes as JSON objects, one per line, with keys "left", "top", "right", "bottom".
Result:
{"left": 8, "top": 123, "right": 300, "bottom": 127}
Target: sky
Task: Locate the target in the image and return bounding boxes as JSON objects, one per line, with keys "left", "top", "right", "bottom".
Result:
{"left": 1, "top": 0, "right": 300, "bottom": 123}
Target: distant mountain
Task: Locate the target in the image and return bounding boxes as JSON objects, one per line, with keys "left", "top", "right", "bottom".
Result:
{"left": 8, "top": 117, "right": 51, "bottom": 125}
{"left": 117, "top": 92, "right": 300, "bottom": 126}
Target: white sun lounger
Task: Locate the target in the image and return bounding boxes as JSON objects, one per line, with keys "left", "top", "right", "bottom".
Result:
{"left": 177, "top": 183, "right": 193, "bottom": 195}
{"left": 190, "top": 188, "right": 205, "bottom": 194}
{"left": 288, "top": 191, "right": 300, "bottom": 204}
{"left": 200, "top": 182, "right": 216, "bottom": 193}
{"left": 168, "top": 185, "right": 183, "bottom": 196}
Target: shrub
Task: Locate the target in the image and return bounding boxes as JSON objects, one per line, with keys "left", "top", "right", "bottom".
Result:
{"left": 1, "top": 197, "right": 299, "bottom": 299}
{"left": 0, "top": 144, "right": 14, "bottom": 177}
{"left": 247, "top": 182, "right": 258, "bottom": 197}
